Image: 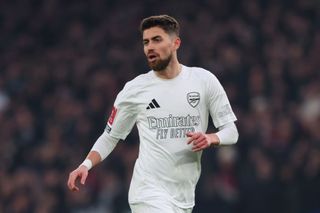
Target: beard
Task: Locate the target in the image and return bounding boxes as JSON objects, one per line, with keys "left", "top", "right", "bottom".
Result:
{"left": 148, "top": 54, "right": 172, "bottom": 71}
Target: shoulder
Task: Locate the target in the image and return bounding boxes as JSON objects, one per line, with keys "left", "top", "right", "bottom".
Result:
{"left": 118, "top": 71, "right": 153, "bottom": 98}
{"left": 184, "top": 65, "right": 219, "bottom": 82}
{"left": 123, "top": 71, "right": 152, "bottom": 90}
{"left": 184, "top": 65, "right": 225, "bottom": 95}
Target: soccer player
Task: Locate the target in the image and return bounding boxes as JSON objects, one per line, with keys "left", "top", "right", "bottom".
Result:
{"left": 67, "top": 15, "right": 238, "bottom": 213}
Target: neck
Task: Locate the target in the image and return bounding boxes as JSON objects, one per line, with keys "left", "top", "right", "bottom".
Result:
{"left": 154, "top": 59, "right": 181, "bottom": 79}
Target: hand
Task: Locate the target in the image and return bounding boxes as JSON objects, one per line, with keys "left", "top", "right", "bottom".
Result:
{"left": 186, "top": 132, "right": 220, "bottom": 152}
{"left": 67, "top": 165, "right": 89, "bottom": 192}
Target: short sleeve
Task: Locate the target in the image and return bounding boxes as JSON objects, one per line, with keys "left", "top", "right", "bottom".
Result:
{"left": 206, "top": 72, "right": 237, "bottom": 128}
{"left": 105, "top": 82, "right": 139, "bottom": 140}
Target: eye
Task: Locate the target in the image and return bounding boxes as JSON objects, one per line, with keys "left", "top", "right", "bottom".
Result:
{"left": 143, "top": 40, "right": 149, "bottom": 46}
{"left": 154, "top": 37, "right": 162, "bottom": 42}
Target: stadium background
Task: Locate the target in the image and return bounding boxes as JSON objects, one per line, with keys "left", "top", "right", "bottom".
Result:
{"left": 0, "top": 0, "right": 319, "bottom": 212}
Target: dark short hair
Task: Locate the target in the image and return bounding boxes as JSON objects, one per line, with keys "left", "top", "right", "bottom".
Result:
{"left": 140, "top": 15, "right": 180, "bottom": 36}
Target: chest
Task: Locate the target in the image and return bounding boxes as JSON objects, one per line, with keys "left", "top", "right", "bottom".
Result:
{"left": 133, "top": 80, "right": 207, "bottom": 122}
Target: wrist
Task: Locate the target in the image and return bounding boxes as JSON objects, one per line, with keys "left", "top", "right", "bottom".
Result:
{"left": 80, "top": 159, "right": 92, "bottom": 170}
{"left": 208, "top": 133, "right": 220, "bottom": 146}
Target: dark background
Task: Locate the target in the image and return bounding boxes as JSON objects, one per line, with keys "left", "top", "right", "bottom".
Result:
{"left": 0, "top": 0, "right": 320, "bottom": 212}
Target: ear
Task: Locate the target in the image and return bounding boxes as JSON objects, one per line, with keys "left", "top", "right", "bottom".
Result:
{"left": 173, "top": 37, "right": 181, "bottom": 50}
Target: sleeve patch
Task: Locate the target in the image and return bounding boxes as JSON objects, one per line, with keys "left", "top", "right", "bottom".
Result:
{"left": 217, "top": 104, "right": 232, "bottom": 118}
{"left": 107, "top": 106, "right": 118, "bottom": 126}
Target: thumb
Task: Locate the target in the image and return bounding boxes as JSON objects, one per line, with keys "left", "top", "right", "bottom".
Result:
{"left": 186, "top": 132, "right": 194, "bottom": 137}
{"left": 80, "top": 171, "right": 88, "bottom": 185}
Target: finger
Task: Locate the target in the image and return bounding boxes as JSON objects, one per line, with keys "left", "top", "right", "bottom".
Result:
{"left": 192, "top": 135, "right": 206, "bottom": 145}
{"left": 72, "top": 186, "right": 79, "bottom": 191}
{"left": 186, "top": 132, "right": 195, "bottom": 144}
{"left": 81, "top": 171, "right": 88, "bottom": 185}
{"left": 193, "top": 133, "right": 201, "bottom": 140}
{"left": 187, "top": 132, "right": 202, "bottom": 139}
{"left": 68, "top": 173, "right": 76, "bottom": 190}
{"left": 186, "top": 131, "right": 196, "bottom": 144}
{"left": 67, "top": 180, "right": 72, "bottom": 190}
{"left": 192, "top": 141, "right": 207, "bottom": 152}
{"left": 192, "top": 139, "right": 208, "bottom": 151}
{"left": 187, "top": 136, "right": 194, "bottom": 144}
{"left": 186, "top": 132, "right": 194, "bottom": 137}
{"left": 187, "top": 133, "right": 202, "bottom": 145}
{"left": 68, "top": 171, "right": 80, "bottom": 190}
{"left": 192, "top": 141, "right": 205, "bottom": 151}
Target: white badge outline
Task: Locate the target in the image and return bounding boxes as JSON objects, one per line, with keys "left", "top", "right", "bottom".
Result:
{"left": 187, "top": 92, "right": 200, "bottom": 108}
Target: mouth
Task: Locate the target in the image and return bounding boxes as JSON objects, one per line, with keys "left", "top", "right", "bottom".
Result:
{"left": 147, "top": 53, "right": 158, "bottom": 62}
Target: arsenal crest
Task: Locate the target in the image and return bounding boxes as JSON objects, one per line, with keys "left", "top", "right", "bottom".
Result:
{"left": 187, "top": 92, "right": 200, "bottom": 108}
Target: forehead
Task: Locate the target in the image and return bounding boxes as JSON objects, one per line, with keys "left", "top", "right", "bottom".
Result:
{"left": 143, "top": 26, "right": 169, "bottom": 39}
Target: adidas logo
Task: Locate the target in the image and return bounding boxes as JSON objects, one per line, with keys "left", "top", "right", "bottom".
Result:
{"left": 146, "top": 99, "right": 160, "bottom": 110}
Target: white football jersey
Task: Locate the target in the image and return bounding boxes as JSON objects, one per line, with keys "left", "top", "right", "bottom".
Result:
{"left": 106, "top": 65, "right": 237, "bottom": 208}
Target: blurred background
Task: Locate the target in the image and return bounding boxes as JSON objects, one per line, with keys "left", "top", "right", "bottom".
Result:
{"left": 0, "top": 0, "right": 320, "bottom": 212}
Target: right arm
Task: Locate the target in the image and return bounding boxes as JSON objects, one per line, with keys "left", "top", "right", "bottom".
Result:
{"left": 68, "top": 79, "right": 139, "bottom": 191}
{"left": 67, "top": 131, "right": 119, "bottom": 191}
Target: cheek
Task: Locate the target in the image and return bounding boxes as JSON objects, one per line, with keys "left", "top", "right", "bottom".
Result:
{"left": 159, "top": 44, "right": 172, "bottom": 56}
{"left": 143, "top": 46, "right": 148, "bottom": 55}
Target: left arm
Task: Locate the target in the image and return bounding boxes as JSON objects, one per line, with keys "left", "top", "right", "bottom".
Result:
{"left": 187, "top": 122, "right": 238, "bottom": 152}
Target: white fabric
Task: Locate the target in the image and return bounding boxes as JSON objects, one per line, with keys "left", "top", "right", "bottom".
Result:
{"left": 130, "top": 200, "right": 193, "bottom": 213}
{"left": 216, "top": 122, "right": 238, "bottom": 145}
{"left": 105, "top": 65, "right": 237, "bottom": 208}
{"left": 80, "top": 159, "right": 92, "bottom": 170}
{"left": 91, "top": 131, "right": 119, "bottom": 161}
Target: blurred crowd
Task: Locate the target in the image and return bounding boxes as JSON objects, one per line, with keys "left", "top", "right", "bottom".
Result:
{"left": 0, "top": 0, "right": 320, "bottom": 212}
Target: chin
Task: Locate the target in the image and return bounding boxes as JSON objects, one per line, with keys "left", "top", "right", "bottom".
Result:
{"left": 148, "top": 57, "right": 171, "bottom": 71}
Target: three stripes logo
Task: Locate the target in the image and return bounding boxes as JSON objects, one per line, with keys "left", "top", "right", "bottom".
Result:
{"left": 146, "top": 99, "right": 160, "bottom": 110}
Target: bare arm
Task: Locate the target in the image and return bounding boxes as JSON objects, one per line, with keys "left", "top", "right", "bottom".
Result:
{"left": 67, "top": 132, "right": 119, "bottom": 191}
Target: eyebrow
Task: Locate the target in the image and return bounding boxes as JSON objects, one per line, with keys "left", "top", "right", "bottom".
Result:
{"left": 143, "top": 35, "right": 162, "bottom": 42}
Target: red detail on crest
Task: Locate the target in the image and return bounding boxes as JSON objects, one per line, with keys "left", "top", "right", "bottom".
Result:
{"left": 107, "top": 106, "right": 117, "bottom": 125}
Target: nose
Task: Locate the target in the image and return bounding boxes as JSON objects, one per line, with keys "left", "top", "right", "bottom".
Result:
{"left": 145, "top": 42, "right": 155, "bottom": 51}
{"left": 144, "top": 43, "right": 155, "bottom": 55}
